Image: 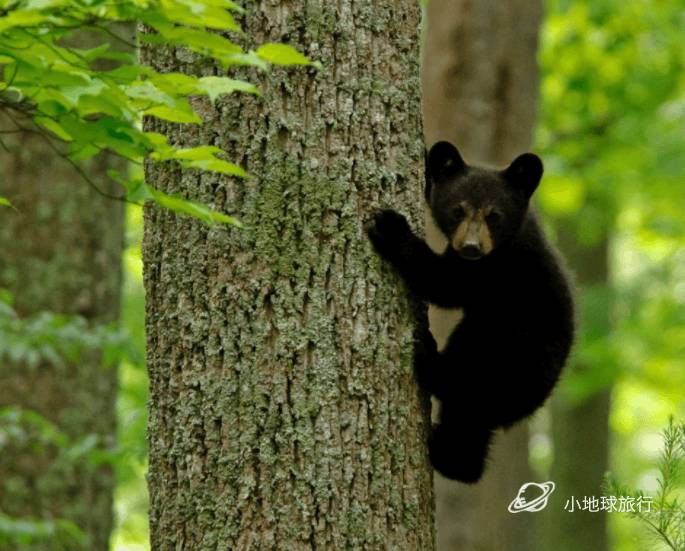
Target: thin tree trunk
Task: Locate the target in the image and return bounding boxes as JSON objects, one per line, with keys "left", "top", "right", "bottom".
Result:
{"left": 421, "top": 1, "right": 542, "bottom": 549}
{"left": 0, "top": 124, "right": 124, "bottom": 550}
{"left": 141, "top": 1, "right": 435, "bottom": 549}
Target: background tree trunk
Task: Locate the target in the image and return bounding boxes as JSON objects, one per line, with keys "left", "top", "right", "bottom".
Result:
{"left": 141, "top": 1, "right": 435, "bottom": 549}
{"left": 539, "top": 230, "right": 611, "bottom": 551}
{"left": 421, "top": 1, "right": 543, "bottom": 549}
{"left": 0, "top": 123, "right": 124, "bottom": 550}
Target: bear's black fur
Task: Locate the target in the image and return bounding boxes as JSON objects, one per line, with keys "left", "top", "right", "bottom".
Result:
{"left": 367, "top": 141, "right": 575, "bottom": 483}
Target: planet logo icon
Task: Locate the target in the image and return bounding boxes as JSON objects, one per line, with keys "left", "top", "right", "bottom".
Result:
{"left": 507, "top": 481, "right": 556, "bottom": 513}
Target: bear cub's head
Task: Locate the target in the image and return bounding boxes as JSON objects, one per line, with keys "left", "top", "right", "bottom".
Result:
{"left": 425, "top": 141, "right": 543, "bottom": 261}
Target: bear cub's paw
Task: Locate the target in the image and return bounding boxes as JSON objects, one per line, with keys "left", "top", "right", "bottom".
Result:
{"left": 366, "top": 209, "right": 412, "bottom": 260}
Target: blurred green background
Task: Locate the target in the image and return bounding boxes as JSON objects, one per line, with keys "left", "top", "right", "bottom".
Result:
{"left": 1, "top": 0, "right": 683, "bottom": 549}
{"left": 535, "top": 0, "right": 685, "bottom": 548}
{"left": 113, "top": 0, "right": 685, "bottom": 549}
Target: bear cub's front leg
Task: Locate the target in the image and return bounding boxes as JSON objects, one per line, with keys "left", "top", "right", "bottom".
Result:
{"left": 367, "top": 209, "right": 451, "bottom": 308}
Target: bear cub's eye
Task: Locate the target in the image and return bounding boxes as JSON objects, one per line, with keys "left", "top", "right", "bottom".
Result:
{"left": 486, "top": 210, "right": 502, "bottom": 224}
{"left": 452, "top": 205, "right": 465, "bottom": 219}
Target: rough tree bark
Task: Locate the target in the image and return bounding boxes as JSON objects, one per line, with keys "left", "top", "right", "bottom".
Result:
{"left": 421, "top": 1, "right": 543, "bottom": 549}
{"left": 0, "top": 122, "right": 124, "bottom": 550}
{"left": 141, "top": 1, "right": 435, "bottom": 549}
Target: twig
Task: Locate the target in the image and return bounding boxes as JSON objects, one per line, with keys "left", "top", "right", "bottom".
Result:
{"left": 638, "top": 514, "right": 679, "bottom": 551}
{"left": 2, "top": 110, "right": 136, "bottom": 205}
{"left": 0, "top": 133, "right": 10, "bottom": 153}
{"left": 89, "top": 24, "right": 138, "bottom": 50}
{"left": 0, "top": 62, "right": 19, "bottom": 93}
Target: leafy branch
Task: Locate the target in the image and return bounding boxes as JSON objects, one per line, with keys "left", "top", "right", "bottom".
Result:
{"left": 605, "top": 418, "right": 685, "bottom": 551}
{"left": 0, "top": 0, "right": 319, "bottom": 224}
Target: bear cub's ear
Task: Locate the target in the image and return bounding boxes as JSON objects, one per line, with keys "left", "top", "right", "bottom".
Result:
{"left": 426, "top": 141, "right": 466, "bottom": 186}
{"left": 504, "top": 153, "right": 543, "bottom": 198}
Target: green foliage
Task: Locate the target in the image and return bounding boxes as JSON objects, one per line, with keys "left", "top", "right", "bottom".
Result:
{"left": 0, "top": 289, "right": 127, "bottom": 368}
{"left": 538, "top": 0, "right": 685, "bottom": 243}
{"left": 606, "top": 419, "right": 685, "bottom": 551}
{"left": 0, "top": 514, "right": 83, "bottom": 549}
{"left": 539, "top": 0, "right": 685, "bottom": 205}
{"left": 0, "top": 407, "right": 111, "bottom": 466}
{"left": 536, "top": 4, "right": 685, "bottom": 549}
{"left": 0, "top": 296, "right": 127, "bottom": 546}
{"left": 0, "top": 0, "right": 316, "bottom": 225}
{"left": 537, "top": 0, "right": 685, "bottom": 399}
{"left": 0, "top": 406, "right": 113, "bottom": 548}
{"left": 0, "top": 287, "right": 148, "bottom": 548}
{"left": 0, "top": 290, "right": 133, "bottom": 547}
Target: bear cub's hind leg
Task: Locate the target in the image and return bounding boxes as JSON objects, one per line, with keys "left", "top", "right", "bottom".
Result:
{"left": 429, "top": 405, "right": 495, "bottom": 483}
{"left": 412, "top": 313, "right": 445, "bottom": 397}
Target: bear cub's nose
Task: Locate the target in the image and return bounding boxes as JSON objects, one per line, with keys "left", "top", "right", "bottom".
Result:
{"left": 459, "top": 244, "right": 483, "bottom": 260}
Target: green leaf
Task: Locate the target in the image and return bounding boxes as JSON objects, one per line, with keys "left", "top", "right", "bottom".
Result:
{"left": 123, "top": 81, "right": 175, "bottom": 107}
{"left": 142, "top": 132, "right": 171, "bottom": 148}
{"left": 146, "top": 185, "right": 242, "bottom": 226}
{"left": 68, "top": 144, "right": 100, "bottom": 162}
{"left": 61, "top": 79, "right": 108, "bottom": 105}
{"left": 140, "top": 24, "right": 242, "bottom": 58}
{"left": 165, "top": 145, "right": 225, "bottom": 161}
{"left": 144, "top": 104, "right": 203, "bottom": 124}
{"left": 107, "top": 169, "right": 150, "bottom": 203}
{"left": 150, "top": 145, "right": 247, "bottom": 177}
{"left": 73, "top": 43, "right": 111, "bottom": 62}
{"left": 34, "top": 116, "right": 73, "bottom": 141}
{"left": 151, "top": 73, "right": 200, "bottom": 95}
{"left": 185, "top": 158, "right": 246, "bottom": 177}
{"left": 195, "top": 76, "right": 259, "bottom": 102}
{"left": 0, "top": 11, "right": 47, "bottom": 33}
{"left": 256, "top": 43, "right": 319, "bottom": 67}
{"left": 0, "top": 289, "right": 12, "bottom": 306}
{"left": 103, "top": 64, "right": 155, "bottom": 82}
{"left": 222, "top": 50, "right": 269, "bottom": 70}
{"left": 0, "top": 196, "right": 16, "bottom": 210}
{"left": 76, "top": 94, "right": 125, "bottom": 118}
{"left": 158, "top": 3, "right": 240, "bottom": 31}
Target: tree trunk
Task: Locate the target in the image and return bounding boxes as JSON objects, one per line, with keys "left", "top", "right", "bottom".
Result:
{"left": 539, "top": 231, "right": 611, "bottom": 551}
{"left": 421, "top": 1, "right": 542, "bottom": 549}
{"left": 141, "top": 1, "right": 435, "bottom": 549}
{"left": 0, "top": 123, "right": 124, "bottom": 550}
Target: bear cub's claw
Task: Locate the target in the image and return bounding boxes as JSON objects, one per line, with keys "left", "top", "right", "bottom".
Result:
{"left": 366, "top": 209, "right": 412, "bottom": 259}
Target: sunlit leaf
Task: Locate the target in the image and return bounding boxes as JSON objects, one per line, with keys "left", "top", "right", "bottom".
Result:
{"left": 34, "top": 116, "right": 72, "bottom": 141}
{"left": 195, "top": 76, "right": 259, "bottom": 102}
{"left": 144, "top": 104, "right": 203, "bottom": 124}
{"left": 0, "top": 196, "right": 16, "bottom": 210}
{"left": 256, "top": 43, "right": 320, "bottom": 67}
{"left": 146, "top": 185, "right": 242, "bottom": 226}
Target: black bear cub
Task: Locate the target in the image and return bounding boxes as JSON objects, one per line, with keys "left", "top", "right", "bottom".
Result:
{"left": 367, "top": 141, "right": 575, "bottom": 483}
